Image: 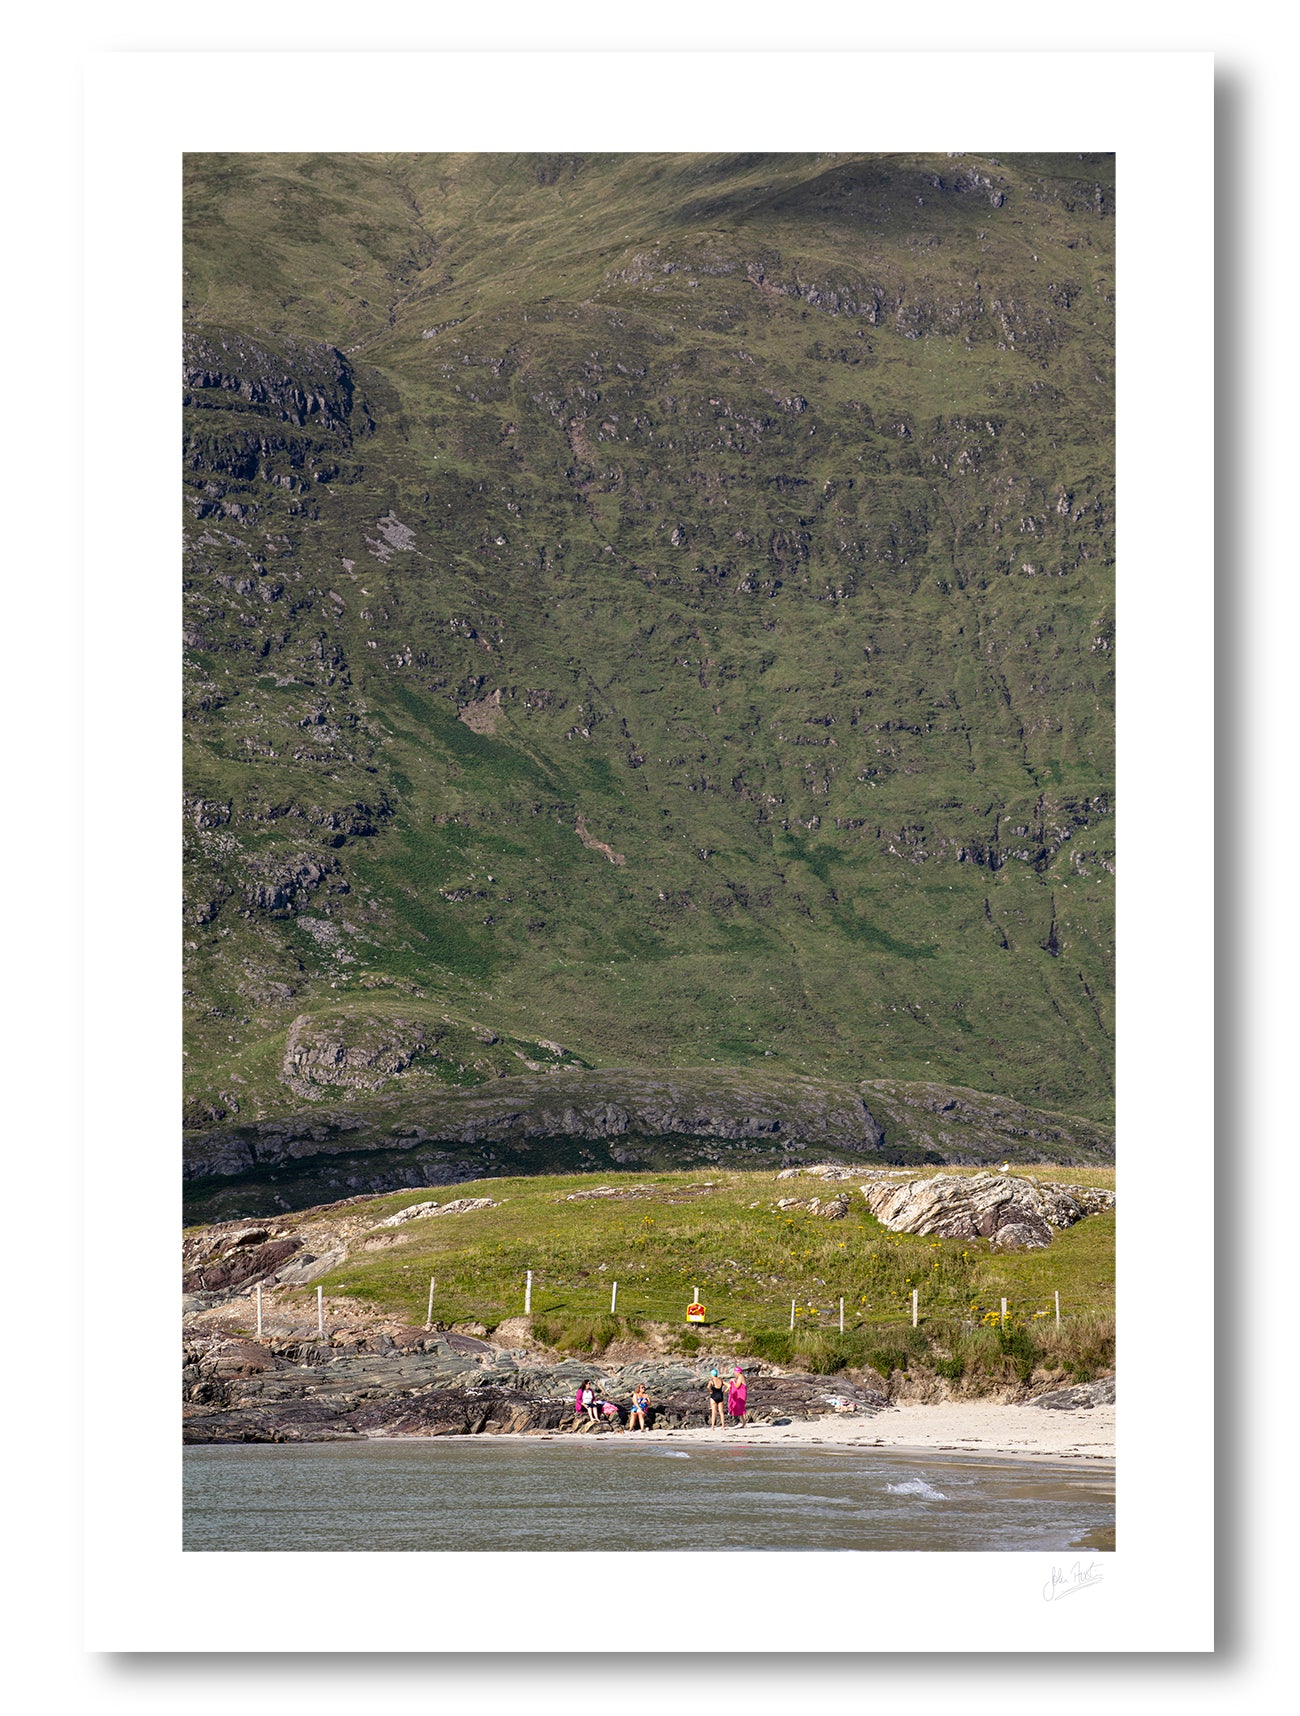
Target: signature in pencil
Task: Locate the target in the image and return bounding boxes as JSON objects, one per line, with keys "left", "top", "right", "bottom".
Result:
{"left": 1042, "top": 1561, "right": 1104, "bottom": 1602}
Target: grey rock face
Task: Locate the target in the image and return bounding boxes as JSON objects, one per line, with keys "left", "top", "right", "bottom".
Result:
{"left": 273, "top": 1248, "right": 346, "bottom": 1286}
{"left": 776, "top": 1163, "right": 858, "bottom": 1182}
{"left": 282, "top": 1012, "right": 433, "bottom": 1099}
{"left": 244, "top": 853, "right": 347, "bottom": 919}
{"left": 183, "top": 327, "right": 363, "bottom": 435}
{"left": 774, "top": 1193, "right": 851, "bottom": 1218}
{"left": 184, "top": 1067, "right": 887, "bottom": 1193}
{"left": 1032, "top": 1376, "right": 1115, "bottom": 1410}
{"left": 858, "top": 1172, "right": 1114, "bottom": 1249}
{"left": 862, "top": 1079, "right": 1115, "bottom": 1167}
{"left": 376, "top": 1197, "right": 498, "bottom": 1226}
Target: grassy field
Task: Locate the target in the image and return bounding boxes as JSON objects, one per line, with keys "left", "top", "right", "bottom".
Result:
{"left": 289, "top": 1164, "right": 1114, "bottom": 1381}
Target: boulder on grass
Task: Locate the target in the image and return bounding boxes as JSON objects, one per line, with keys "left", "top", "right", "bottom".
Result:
{"left": 857, "top": 1172, "right": 1111, "bottom": 1249}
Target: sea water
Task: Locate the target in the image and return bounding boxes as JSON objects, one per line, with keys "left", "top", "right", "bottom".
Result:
{"left": 183, "top": 1439, "right": 1114, "bottom": 1553}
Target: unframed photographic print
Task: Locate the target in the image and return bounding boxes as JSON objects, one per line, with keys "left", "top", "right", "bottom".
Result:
{"left": 179, "top": 148, "right": 1117, "bottom": 1557}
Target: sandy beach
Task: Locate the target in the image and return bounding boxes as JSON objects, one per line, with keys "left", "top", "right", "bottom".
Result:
{"left": 526, "top": 1400, "right": 1115, "bottom": 1465}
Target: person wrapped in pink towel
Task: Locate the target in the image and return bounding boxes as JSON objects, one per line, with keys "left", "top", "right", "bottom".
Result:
{"left": 727, "top": 1367, "right": 747, "bottom": 1427}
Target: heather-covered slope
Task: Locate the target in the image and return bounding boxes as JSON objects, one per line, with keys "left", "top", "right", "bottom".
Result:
{"left": 182, "top": 153, "right": 1114, "bottom": 1204}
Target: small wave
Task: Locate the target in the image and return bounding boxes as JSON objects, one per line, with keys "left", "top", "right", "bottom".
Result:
{"left": 884, "top": 1478, "right": 948, "bottom": 1501}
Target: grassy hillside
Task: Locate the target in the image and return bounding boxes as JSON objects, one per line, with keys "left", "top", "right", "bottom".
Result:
{"left": 207, "top": 1165, "right": 1114, "bottom": 1384}
{"left": 313, "top": 1165, "right": 1114, "bottom": 1329}
{"left": 182, "top": 153, "right": 1114, "bottom": 1181}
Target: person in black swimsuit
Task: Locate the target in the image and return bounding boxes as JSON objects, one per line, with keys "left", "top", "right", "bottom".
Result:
{"left": 707, "top": 1369, "right": 726, "bottom": 1428}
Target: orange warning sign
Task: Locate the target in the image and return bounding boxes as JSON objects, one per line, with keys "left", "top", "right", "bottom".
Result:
{"left": 686, "top": 1303, "right": 706, "bottom": 1323}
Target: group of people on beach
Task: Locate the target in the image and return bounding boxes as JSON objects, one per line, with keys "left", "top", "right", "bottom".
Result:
{"left": 707, "top": 1367, "right": 747, "bottom": 1428}
{"left": 572, "top": 1368, "right": 747, "bottom": 1433}
{"left": 572, "top": 1381, "right": 645, "bottom": 1431}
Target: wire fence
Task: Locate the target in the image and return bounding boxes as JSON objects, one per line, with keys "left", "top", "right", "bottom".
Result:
{"left": 419, "top": 1272, "right": 1090, "bottom": 1340}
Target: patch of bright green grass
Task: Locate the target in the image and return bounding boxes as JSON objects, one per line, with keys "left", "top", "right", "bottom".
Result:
{"left": 305, "top": 1166, "right": 1114, "bottom": 1364}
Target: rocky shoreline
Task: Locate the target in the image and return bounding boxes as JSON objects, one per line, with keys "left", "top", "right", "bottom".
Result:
{"left": 183, "top": 1328, "right": 891, "bottom": 1444}
{"left": 182, "top": 1318, "right": 1116, "bottom": 1447}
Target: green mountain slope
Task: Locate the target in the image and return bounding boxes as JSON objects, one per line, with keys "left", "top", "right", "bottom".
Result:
{"left": 182, "top": 152, "right": 1115, "bottom": 1199}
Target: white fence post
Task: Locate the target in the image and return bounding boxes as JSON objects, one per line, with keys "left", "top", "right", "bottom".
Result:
{"left": 839, "top": 1297, "right": 844, "bottom": 1334}
{"left": 1001, "top": 1297, "right": 1008, "bottom": 1326}
{"left": 525, "top": 1270, "right": 532, "bottom": 1315}
{"left": 426, "top": 1276, "right": 436, "bottom": 1331}
{"left": 317, "top": 1284, "right": 324, "bottom": 1339}
{"left": 790, "top": 1299, "right": 796, "bottom": 1332}
{"left": 256, "top": 1283, "right": 263, "bottom": 1337}
{"left": 911, "top": 1288, "right": 918, "bottom": 1329}
{"left": 611, "top": 1280, "right": 618, "bottom": 1314}
{"left": 1054, "top": 1289, "right": 1060, "bottom": 1326}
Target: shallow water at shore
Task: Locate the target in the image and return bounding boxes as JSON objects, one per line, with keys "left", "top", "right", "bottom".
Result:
{"left": 184, "top": 1438, "right": 1113, "bottom": 1553}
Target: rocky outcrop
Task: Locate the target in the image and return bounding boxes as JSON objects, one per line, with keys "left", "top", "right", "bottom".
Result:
{"left": 184, "top": 1064, "right": 1115, "bottom": 1225}
{"left": 776, "top": 1163, "right": 858, "bottom": 1182}
{"left": 182, "top": 1191, "right": 508, "bottom": 1312}
{"left": 1032, "top": 1376, "right": 1115, "bottom": 1410}
{"left": 375, "top": 1196, "right": 498, "bottom": 1226}
{"left": 270, "top": 1248, "right": 346, "bottom": 1288}
{"left": 183, "top": 1067, "right": 890, "bottom": 1218}
{"left": 244, "top": 852, "right": 348, "bottom": 918}
{"left": 862, "top": 1081, "right": 1115, "bottom": 1167}
{"left": 774, "top": 1193, "right": 851, "bottom": 1218}
{"left": 182, "top": 1236, "right": 302, "bottom": 1295}
{"left": 282, "top": 1012, "right": 432, "bottom": 1098}
{"left": 241, "top": 793, "right": 393, "bottom": 843}
{"left": 182, "top": 1063, "right": 1119, "bottom": 1226}
{"left": 183, "top": 327, "right": 365, "bottom": 436}
{"left": 858, "top": 1172, "right": 1114, "bottom": 1249}
{"left": 181, "top": 1333, "right": 892, "bottom": 1444}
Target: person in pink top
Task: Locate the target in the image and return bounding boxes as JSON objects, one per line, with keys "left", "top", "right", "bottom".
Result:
{"left": 727, "top": 1366, "right": 747, "bottom": 1427}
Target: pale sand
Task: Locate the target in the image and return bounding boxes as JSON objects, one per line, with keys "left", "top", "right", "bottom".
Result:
{"left": 528, "top": 1402, "right": 1114, "bottom": 1465}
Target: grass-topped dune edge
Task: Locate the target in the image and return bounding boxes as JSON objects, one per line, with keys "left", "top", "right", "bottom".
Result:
{"left": 182, "top": 1064, "right": 1113, "bottom": 1222}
